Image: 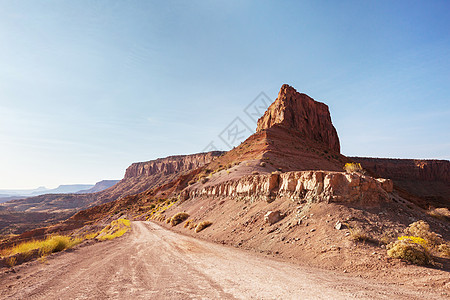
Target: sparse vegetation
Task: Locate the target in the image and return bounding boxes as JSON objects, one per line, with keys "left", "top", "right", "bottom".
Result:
{"left": 348, "top": 227, "right": 370, "bottom": 242}
{"left": 189, "top": 222, "right": 197, "bottom": 230}
{"left": 1, "top": 235, "right": 84, "bottom": 259}
{"left": 84, "top": 232, "right": 99, "bottom": 240}
{"left": 345, "top": 224, "right": 379, "bottom": 244}
{"left": 427, "top": 207, "right": 450, "bottom": 222}
{"left": 6, "top": 256, "right": 17, "bottom": 267}
{"left": 170, "top": 212, "right": 189, "bottom": 226}
{"left": 146, "top": 197, "right": 178, "bottom": 221}
{"left": 184, "top": 219, "right": 193, "bottom": 228}
{"left": 1, "top": 218, "right": 132, "bottom": 267}
{"left": 387, "top": 220, "right": 450, "bottom": 265}
{"left": 387, "top": 239, "right": 432, "bottom": 265}
{"left": 343, "top": 162, "right": 363, "bottom": 173}
{"left": 195, "top": 221, "right": 212, "bottom": 233}
{"left": 96, "top": 218, "right": 131, "bottom": 241}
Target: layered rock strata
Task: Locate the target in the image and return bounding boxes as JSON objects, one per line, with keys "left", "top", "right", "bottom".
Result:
{"left": 125, "top": 151, "right": 223, "bottom": 178}
{"left": 188, "top": 171, "right": 392, "bottom": 204}
{"left": 351, "top": 157, "right": 450, "bottom": 183}
{"left": 257, "top": 84, "right": 340, "bottom": 153}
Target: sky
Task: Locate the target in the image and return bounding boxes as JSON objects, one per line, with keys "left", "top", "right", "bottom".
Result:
{"left": 0, "top": 1, "right": 449, "bottom": 189}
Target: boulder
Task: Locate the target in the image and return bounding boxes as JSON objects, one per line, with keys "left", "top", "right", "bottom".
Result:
{"left": 264, "top": 210, "right": 282, "bottom": 225}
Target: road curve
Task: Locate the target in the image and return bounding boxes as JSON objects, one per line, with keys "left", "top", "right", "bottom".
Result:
{"left": 0, "top": 221, "right": 439, "bottom": 299}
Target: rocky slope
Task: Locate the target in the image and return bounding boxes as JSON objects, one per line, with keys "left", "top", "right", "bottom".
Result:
{"left": 0, "top": 152, "right": 222, "bottom": 235}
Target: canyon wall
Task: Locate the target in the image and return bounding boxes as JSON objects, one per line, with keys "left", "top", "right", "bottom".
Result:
{"left": 125, "top": 151, "right": 223, "bottom": 178}
{"left": 351, "top": 157, "right": 450, "bottom": 183}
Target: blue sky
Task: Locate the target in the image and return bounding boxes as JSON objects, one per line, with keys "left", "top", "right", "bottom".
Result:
{"left": 0, "top": 1, "right": 449, "bottom": 189}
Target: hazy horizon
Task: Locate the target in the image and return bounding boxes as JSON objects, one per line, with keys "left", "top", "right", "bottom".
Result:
{"left": 1, "top": 1, "right": 449, "bottom": 189}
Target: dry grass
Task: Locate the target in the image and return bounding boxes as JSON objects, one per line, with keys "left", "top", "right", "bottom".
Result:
{"left": 97, "top": 218, "right": 131, "bottom": 241}
{"left": 170, "top": 212, "right": 190, "bottom": 226}
{"left": 1, "top": 235, "right": 84, "bottom": 259}
{"left": 188, "top": 222, "right": 197, "bottom": 230}
{"left": 427, "top": 207, "right": 450, "bottom": 222}
{"left": 347, "top": 226, "right": 379, "bottom": 244}
{"left": 184, "top": 219, "right": 193, "bottom": 228}
{"left": 343, "top": 162, "right": 363, "bottom": 173}
{"left": 6, "top": 256, "right": 17, "bottom": 267}
{"left": 84, "top": 232, "right": 99, "bottom": 240}
{"left": 195, "top": 221, "right": 212, "bottom": 233}
{"left": 147, "top": 198, "right": 178, "bottom": 221}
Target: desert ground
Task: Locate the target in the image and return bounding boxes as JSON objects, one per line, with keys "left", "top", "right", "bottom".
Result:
{"left": 1, "top": 221, "right": 447, "bottom": 300}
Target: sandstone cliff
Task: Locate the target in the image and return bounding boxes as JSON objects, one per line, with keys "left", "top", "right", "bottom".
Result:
{"left": 257, "top": 84, "right": 340, "bottom": 153}
{"left": 125, "top": 152, "right": 223, "bottom": 178}
{"left": 351, "top": 157, "right": 450, "bottom": 183}
{"left": 188, "top": 171, "right": 392, "bottom": 205}
{"left": 352, "top": 157, "right": 450, "bottom": 208}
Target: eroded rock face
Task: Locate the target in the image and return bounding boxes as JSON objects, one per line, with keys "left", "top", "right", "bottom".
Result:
{"left": 188, "top": 171, "right": 392, "bottom": 204}
{"left": 124, "top": 151, "right": 223, "bottom": 178}
{"left": 257, "top": 84, "right": 340, "bottom": 153}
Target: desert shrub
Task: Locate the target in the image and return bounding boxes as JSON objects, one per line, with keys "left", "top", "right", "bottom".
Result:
{"left": 387, "top": 239, "right": 432, "bottom": 265}
{"left": 6, "top": 256, "right": 17, "bottom": 267}
{"left": 427, "top": 208, "right": 450, "bottom": 222}
{"left": 97, "top": 218, "right": 131, "bottom": 241}
{"left": 195, "top": 221, "right": 212, "bottom": 233}
{"left": 343, "top": 162, "right": 363, "bottom": 173}
{"left": 184, "top": 219, "right": 193, "bottom": 228}
{"left": 84, "top": 232, "right": 98, "bottom": 240}
{"left": 405, "top": 220, "right": 444, "bottom": 246}
{"left": 387, "top": 220, "right": 450, "bottom": 264}
{"left": 437, "top": 244, "right": 450, "bottom": 257}
{"left": 170, "top": 212, "right": 190, "bottom": 226}
{"left": 189, "top": 222, "right": 197, "bottom": 230}
{"left": 349, "top": 227, "right": 369, "bottom": 242}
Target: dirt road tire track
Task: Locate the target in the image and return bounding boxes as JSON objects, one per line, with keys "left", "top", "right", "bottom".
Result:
{"left": 0, "top": 221, "right": 444, "bottom": 299}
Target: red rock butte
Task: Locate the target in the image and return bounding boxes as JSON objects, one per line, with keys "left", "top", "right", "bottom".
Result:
{"left": 257, "top": 84, "right": 340, "bottom": 153}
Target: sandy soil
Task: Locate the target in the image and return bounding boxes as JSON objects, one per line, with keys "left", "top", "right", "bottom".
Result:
{"left": 0, "top": 221, "right": 446, "bottom": 299}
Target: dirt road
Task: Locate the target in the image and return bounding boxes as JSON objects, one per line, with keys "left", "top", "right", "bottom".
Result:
{"left": 0, "top": 221, "right": 444, "bottom": 299}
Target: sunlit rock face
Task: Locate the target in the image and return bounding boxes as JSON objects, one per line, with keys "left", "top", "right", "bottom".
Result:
{"left": 257, "top": 84, "right": 340, "bottom": 153}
